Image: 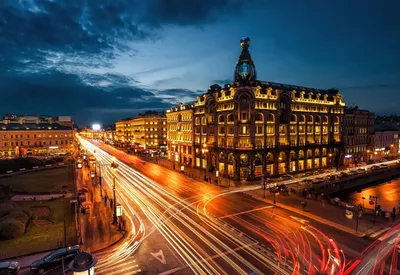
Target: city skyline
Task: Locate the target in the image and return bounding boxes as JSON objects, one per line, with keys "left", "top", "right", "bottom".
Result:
{"left": 1, "top": 0, "right": 399, "bottom": 126}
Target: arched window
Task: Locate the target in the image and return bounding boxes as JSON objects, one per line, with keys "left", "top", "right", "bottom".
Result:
{"left": 323, "top": 116, "right": 328, "bottom": 124}
{"left": 219, "top": 152, "right": 226, "bottom": 162}
{"left": 228, "top": 153, "right": 234, "bottom": 164}
{"left": 315, "top": 149, "right": 320, "bottom": 157}
{"left": 307, "top": 149, "right": 313, "bottom": 158}
{"left": 316, "top": 115, "right": 321, "bottom": 124}
{"left": 322, "top": 148, "right": 327, "bottom": 156}
{"left": 240, "top": 154, "right": 249, "bottom": 166}
{"left": 227, "top": 114, "right": 234, "bottom": 122}
{"left": 218, "top": 115, "right": 225, "bottom": 123}
{"left": 298, "top": 150, "right": 305, "bottom": 159}
{"left": 239, "top": 96, "right": 250, "bottom": 121}
{"left": 290, "top": 114, "right": 297, "bottom": 123}
{"left": 267, "top": 113, "right": 275, "bottom": 122}
{"left": 255, "top": 113, "right": 263, "bottom": 122}
{"left": 195, "top": 117, "right": 200, "bottom": 125}
{"left": 307, "top": 115, "right": 314, "bottom": 123}
{"left": 289, "top": 151, "right": 296, "bottom": 161}
{"left": 299, "top": 115, "right": 306, "bottom": 123}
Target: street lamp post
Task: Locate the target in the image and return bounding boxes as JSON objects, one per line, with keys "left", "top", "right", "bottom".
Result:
{"left": 202, "top": 143, "right": 208, "bottom": 181}
{"left": 356, "top": 209, "right": 361, "bottom": 233}
{"left": 110, "top": 157, "right": 119, "bottom": 225}
{"left": 362, "top": 196, "right": 365, "bottom": 210}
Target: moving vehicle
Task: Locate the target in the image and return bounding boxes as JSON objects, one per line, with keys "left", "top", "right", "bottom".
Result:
{"left": 30, "top": 246, "right": 80, "bottom": 274}
{"left": 0, "top": 261, "right": 20, "bottom": 274}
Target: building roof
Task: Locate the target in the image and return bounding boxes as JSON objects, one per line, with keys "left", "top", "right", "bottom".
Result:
{"left": 374, "top": 124, "right": 399, "bottom": 132}
{"left": 0, "top": 123, "right": 73, "bottom": 131}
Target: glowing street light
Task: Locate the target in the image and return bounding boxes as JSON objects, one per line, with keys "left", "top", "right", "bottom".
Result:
{"left": 92, "top": 124, "right": 101, "bottom": 131}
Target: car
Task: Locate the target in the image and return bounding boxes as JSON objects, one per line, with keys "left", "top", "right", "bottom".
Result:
{"left": 30, "top": 246, "right": 81, "bottom": 274}
{"left": 0, "top": 261, "right": 20, "bottom": 274}
{"left": 370, "top": 165, "right": 380, "bottom": 171}
{"left": 356, "top": 168, "right": 366, "bottom": 174}
{"left": 379, "top": 164, "right": 389, "bottom": 169}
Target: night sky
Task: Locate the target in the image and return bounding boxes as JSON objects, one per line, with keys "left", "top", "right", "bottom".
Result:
{"left": 1, "top": 0, "right": 399, "bottom": 126}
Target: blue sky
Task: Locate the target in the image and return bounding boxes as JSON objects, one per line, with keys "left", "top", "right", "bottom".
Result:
{"left": 1, "top": 0, "right": 399, "bottom": 126}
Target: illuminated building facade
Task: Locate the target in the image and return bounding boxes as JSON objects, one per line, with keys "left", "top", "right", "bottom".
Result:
{"left": 166, "top": 103, "right": 194, "bottom": 167}
{"left": 0, "top": 115, "right": 75, "bottom": 157}
{"left": 342, "top": 107, "right": 375, "bottom": 166}
{"left": 171, "top": 37, "right": 345, "bottom": 181}
{"left": 114, "top": 111, "right": 167, "bottom": 151}
{"left": 373, "top": 125, "right": 399, "bottom": 160}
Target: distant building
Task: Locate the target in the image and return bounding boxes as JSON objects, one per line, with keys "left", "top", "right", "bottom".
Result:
{"left": 0, "top": 115, "right": 75, "bottom": 157}
{"left": 166, "top": 103, "right": 194, "bottom": 167}
{"left": 102, "top": 125, "right": 116, "bottom": 143}
{"left": 373, "top": 124, "right": 399, "bottom": 160}
{"left": 342, "top": 107, "right": 375, "bottom": 166}
{"left": 166, "top": 37, "right": 346, "bottom": 181}
{"left": 114, "top": 111, "right": 167, "bottom": 151}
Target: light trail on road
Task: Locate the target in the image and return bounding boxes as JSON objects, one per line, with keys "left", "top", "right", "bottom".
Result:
{"left": 202, "top": 189, "right": 346, "bottom": 275}
{"left": 79, "top": 137, "right": 295, "bottom": 274}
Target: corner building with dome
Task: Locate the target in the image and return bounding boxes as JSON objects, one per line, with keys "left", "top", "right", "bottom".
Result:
{"left": 166, "top": 37, "right": 346, "bottom": 181}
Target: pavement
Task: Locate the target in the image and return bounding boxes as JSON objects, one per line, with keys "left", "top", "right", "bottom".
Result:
{"left": 77, "top": 163, "right": 124, "bottom": 252}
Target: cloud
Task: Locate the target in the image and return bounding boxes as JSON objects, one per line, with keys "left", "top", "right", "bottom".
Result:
{"left": 211, "top": 79, "right": 233, "bottom": 85}
{"left": 0, "top": 71, "right": 177, "bottom": 125}
{"left": 0, "top": 0, "right": 248, "bottom": 74}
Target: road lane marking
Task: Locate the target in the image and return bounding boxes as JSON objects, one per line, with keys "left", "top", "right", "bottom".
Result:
{"left": 159, "top": 242, "right": 259, "bottom": 275}
{"left": 289, "top": 216, "right": 309, "bottom": 224}
{"left": 378, "top": 228, "right": 400, "bottom": 241}
{"left": 387, "top": 236, "right": 400, "bottom": 245}
{"left": 370, "top": 227, "right": 390, "bottom": 238}
{"left": 219, "top": 205, "right": 274, "bottom": 219}
{"left": 151, "top": 249, "right": 167, "bottom": 265}
{"left": 96, "top": 261, "right": 137, "bottom": 274}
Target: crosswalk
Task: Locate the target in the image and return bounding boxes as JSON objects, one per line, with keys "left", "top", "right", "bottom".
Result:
{"left": 94, "top": 253, "right": 142, "bottom": 275}
{"left": 366, "top": 227, "right": 400, "bottom": 244}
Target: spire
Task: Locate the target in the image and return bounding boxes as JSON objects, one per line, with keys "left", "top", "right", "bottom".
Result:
{"left": 234, "top": 36, "right": 257, "bottom": 85}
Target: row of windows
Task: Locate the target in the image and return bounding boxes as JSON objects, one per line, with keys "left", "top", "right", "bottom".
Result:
{"left": 194, "top": 125, "right": 338, "bottom": 135}
{"left": 3, "top": 140, "right": 73, "bottom": 147}
{"left": 2, "top": 133, "right": 72, "bottom": 139}
{"left": 123, "top": 121, "right": 166, "bottom": 127}
{"left": 194, "top": 114, "right": 340, "bottom": 125}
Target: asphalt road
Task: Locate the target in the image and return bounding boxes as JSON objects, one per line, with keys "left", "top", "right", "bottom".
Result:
{"left": 79, "top": 138, "right": 387, "bottom": 275}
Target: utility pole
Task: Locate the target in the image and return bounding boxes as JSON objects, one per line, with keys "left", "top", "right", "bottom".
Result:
{"left": 112, "top": 175, "right": 117, "bottom": 224}
{"left": 63, "top": 219, "right": 67, "bottom": 247}
{"left": 98, "top": 162, "right": 103, "bottom": 197}
{"left": 373, "top": 196, "right": 378, "bottom": 224}
{"left": 356, "top": 210, "right": 361, "bottom": 233}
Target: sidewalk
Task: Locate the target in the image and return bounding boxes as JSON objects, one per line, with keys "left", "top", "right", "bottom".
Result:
{"left": 77, "top": 164, "right": 123, "bottom": 252}
{"left": 132, "top": 153, "right": 251, "bottom": 188}
{"left": 247, "top": 188, "right": 395, "bottom": 237}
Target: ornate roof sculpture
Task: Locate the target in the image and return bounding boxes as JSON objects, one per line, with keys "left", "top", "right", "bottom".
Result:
{"left": 234, "top": 36, "right": 257, "bottom": 86}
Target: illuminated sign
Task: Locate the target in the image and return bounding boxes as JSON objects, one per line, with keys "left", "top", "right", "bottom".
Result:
{"left": 116, "top": 204, "right": 123, "bottom": 217}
